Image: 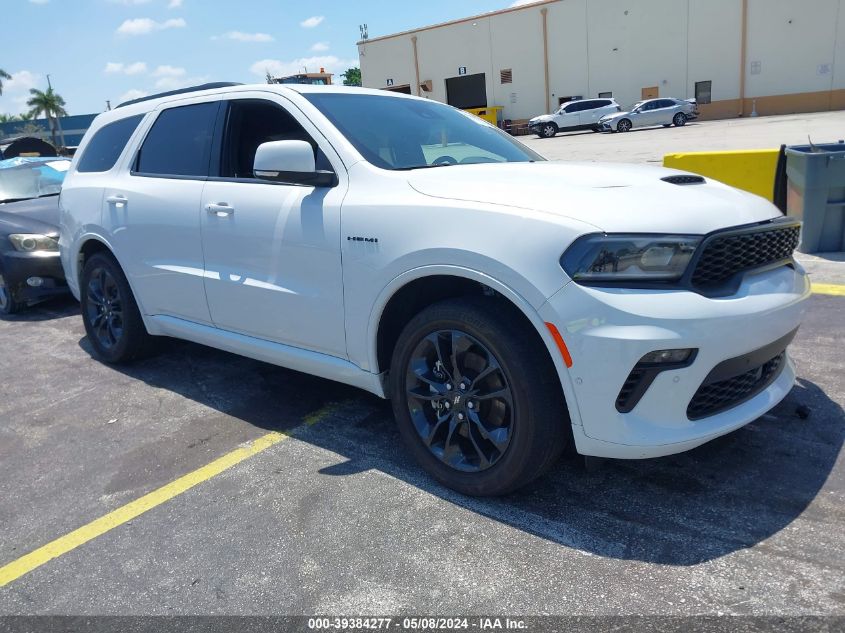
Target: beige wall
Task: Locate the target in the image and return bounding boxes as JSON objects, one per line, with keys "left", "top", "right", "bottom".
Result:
{"left": 358, "top": 0, "right": 845, "bottom": 122}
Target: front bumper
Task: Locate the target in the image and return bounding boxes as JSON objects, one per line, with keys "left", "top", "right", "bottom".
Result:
{"left": 598, "top": 121, "right": 615, "bottom": 132}
{"left": 539, "top": 264, "right": 810, "bottom": 459}
{"left": 0, "top": 249, "right": 68, "bottom": 304}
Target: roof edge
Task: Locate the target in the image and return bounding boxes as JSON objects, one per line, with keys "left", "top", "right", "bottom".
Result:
{"left": 357, "top": 0, "right": 560, "bottom": 45}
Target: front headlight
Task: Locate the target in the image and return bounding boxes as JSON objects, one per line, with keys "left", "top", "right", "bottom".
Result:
{"left": 8, "top": 234, "right": 60, "bottom": 253}
{"left": 561, "top": 234, "right": 701, "bottom": 284}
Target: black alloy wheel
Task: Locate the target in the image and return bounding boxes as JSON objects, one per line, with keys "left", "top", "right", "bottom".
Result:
{"left": 389, "top": 296, "right": 569, "bottom": 496}
{"left": 80, "top": 252, "right": 154, "bottom": 363}
{"left": 84, "top": 265, "right": 125, "bottom": 351}
{"left": 405, "top": 329, "right": 514, "bottom": 473}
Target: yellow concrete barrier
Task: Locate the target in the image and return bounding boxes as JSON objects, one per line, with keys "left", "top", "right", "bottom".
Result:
{"left": 663, "top": 149, "right": 779, "bottom": 201}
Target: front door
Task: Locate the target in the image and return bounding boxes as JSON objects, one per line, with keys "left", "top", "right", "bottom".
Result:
{"left": 200, "top": 95, "right": 347, "bottom": 358}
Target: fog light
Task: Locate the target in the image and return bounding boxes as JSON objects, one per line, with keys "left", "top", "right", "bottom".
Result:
{"left": 640, "top": 348, "right": 695, "bottom": 365}
{"left": 26, "top": 277, "right": 44, "bottom": 287}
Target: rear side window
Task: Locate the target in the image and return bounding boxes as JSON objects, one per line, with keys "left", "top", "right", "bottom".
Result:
{"left": 135, "top": 102, "right": 219, "bottom": 177}
{"left": 76, "top": 115, "right": 144, "bottom": 173}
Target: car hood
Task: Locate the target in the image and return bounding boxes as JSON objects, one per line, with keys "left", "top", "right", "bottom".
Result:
{"left": 529, "top": 114, "right": 555, "bottom": 124}
{"left": 406, "top": 162, "right": 781, "bottom": 234}
{"left": 0, "top": 195, "right": 60, "bottom": 235}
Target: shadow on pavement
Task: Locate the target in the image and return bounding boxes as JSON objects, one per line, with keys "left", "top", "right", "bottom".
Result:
{"left": 79, "top": 330, "right": 845, "bottom": 567}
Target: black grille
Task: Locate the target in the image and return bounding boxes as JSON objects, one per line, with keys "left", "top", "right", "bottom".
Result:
{"left": 687, "top": 352, "right": 785, "bottom": 420}
{"left": 691, "top": 225, "right": 800, "bottom": 288}
{"left": 662, "top": 175, "right": 706, "bottom": 185}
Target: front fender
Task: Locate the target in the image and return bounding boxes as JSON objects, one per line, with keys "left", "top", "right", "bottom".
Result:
{"left": 366, "top": 264, "right": 584, "bottom": 428}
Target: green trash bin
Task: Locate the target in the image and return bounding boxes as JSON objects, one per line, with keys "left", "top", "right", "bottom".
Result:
{"left": 785, "top": 141, "right": 845, "bottom": 254}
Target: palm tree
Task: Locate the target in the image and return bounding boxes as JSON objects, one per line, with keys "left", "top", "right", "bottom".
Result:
{"left": 0, "top": 69, "right": 10, "bottom": 96}
{"left": 0, "top": 113, "right": 19, "bottom": 123}
{"left": 26, "top": 87, "right": 67, "bottom": 148}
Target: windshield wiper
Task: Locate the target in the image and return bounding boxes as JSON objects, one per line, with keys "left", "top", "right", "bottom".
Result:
{"left": 38, "top": 193, "right": 60, "bottom": 198}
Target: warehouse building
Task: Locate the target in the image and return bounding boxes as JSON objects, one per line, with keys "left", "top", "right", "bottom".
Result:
{"left": 357, "top": 0, "right": 845, "bottom": 127}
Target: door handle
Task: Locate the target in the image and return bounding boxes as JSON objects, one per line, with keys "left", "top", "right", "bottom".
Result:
{"left": 206, "top": 203, "right": 235, "bottom": 217}
{"left": 106, "top": 195, "right": 127, "bottom": 207}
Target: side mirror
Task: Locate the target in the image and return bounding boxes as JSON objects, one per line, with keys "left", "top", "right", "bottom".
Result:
{"left": 253, "top": 140, "right": 337, "bottom": 187}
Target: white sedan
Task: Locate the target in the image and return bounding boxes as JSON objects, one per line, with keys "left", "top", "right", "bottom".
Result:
{"left": 60, "top": 84, "right": 807, "bottom": 495}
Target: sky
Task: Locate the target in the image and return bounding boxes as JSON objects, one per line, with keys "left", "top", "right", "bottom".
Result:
{"left": 0, "top": 0, "right": 533, "bottom": 117}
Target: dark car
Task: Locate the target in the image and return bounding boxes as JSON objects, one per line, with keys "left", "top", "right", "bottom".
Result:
{"left": 0, "top": 157, "right": 70, "bottom": 314}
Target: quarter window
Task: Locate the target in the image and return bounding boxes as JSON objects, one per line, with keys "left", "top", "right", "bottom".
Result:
{"left": 76, "top": 115, "right": 144, "bottom": 173}
{"left": 135, "top": 102, "right": 219, "bottom": 177}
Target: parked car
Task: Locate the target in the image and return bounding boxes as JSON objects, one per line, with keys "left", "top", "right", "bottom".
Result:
{"left": 599, "top": 98, "right": 699, "bottom": 132}
{"left": 61, "top": 84, "right": 807, "bottom": 496}
{"left": 0, "top": 157, "right": 70, "bottom": 314}
{"left": 529, "top": 98, "right": 621, "bottom": 138}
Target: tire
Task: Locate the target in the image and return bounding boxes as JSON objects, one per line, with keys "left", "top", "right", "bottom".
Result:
{"left": 673, "top": 113, "right": 687, "bottom": 127}
{"left": 0, "top": 267, "right": 22, "bottom": 315}
{"left": 617, "top": 119, "right": 632, "bottom": 133}
{"left": 539, "top": 122, "right": 558, "bottom": 138}
{"left": 80, "top": 251, "right": 153, "bottom": 363}
{"left": 389, "top": 296, "right": 568, "bottom": 496}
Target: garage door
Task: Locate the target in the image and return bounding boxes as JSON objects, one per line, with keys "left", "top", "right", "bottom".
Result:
{"left": 445, "top": 73, "right": 487, "bottom": 109}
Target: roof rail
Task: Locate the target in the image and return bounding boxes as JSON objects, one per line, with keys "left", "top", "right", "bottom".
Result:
{"left": 116, "top": 82, "right": 244, "bottom": 109}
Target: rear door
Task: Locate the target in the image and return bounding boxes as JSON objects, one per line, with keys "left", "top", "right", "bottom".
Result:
{"left": 102, "top": 97, "right": 220, "bottom": 323}
{"left": 578, "top": 100, "right": 609, "bottom": 127}
{"left": 199, "top": 92, "right": 347, "bottom": 357}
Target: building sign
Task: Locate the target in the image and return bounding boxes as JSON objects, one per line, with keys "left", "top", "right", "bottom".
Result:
{"left": 386, "top": 78, "right": 394, "bottom": 86}
{"left": 458, "top": 66, "right": 467, "bottom": 76}
{"left": 818, "top": 63, "right": 832, "bottom": 76}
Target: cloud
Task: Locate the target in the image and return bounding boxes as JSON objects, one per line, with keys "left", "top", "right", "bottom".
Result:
{"left": 104, "top": 61, "right": 148, "bottom": 75}
{"left": 116, "top": 17, "right": 186, "bottom": 36}
{"left": 310, "top": 41, "right": 329, "bottom": 52}
{"left": 300, "top": 15, "right": 324, "bottom": 28}
{"left": 167, "top": 0, "right": 183, "bottom": 7}
{"left": 118, "top": 89, "right": 148, "bottom": 104}
{"left": 214, "top": 31, "right": 274, "bottom": 42}
{"left": 28, "top": 0, "right": 50, "bottom": 4}
{"left": 250, "top": 56, "right": 357, "bottom": 80}
{"left": 0, "top": 70, "right": 42, "bottom": 114}
{"left": 152, "top": 65, "right": 186, "bottom": 78}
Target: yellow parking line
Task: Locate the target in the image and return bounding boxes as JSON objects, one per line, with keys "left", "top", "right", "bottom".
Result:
{"left": 0, "top": 403, "right": 340, "bottom": 588}
{"left": 812, "top": 283, "right": 845, "bottom": 297}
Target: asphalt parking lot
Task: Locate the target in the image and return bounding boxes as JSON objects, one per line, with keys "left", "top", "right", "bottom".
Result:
{"left": 1, "top": 115, "right": 844, "bottom": 617}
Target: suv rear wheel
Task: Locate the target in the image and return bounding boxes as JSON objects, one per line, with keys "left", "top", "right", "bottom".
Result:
{"left": 80, "top": 252, "right": 153, "bottom": 363}
{"left": 389, "top": 296, "right": 568, "bottom": 496}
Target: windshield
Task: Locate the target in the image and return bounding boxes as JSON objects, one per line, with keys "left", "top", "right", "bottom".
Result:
{"left": 0, "top": 158, "right": 69, "bottom": 203}
{"left": 303, "top": 93, "right": 544, "bottom": 170}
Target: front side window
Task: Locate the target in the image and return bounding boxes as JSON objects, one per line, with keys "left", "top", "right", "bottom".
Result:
{"left": 304, "top": 93, "right": 543, "bottom": 170}
{"left": 219, "top": 99, "right": 328, "bottom": 179}
{"left": 76, "top": 115, "right": 144, "bottom": 173}
{"left": 135, "top": 102, "right": 219, "bottom": 177}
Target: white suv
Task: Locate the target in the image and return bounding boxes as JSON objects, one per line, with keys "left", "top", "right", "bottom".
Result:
{"left": 60, "top": 84, "right": 808, "bottom": 496}
{"left": 528, "top": 98, "right": 621, "bottom": 138}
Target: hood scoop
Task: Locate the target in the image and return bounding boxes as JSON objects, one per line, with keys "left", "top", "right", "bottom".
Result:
{"left": 662, "top": 174, "right": 706, "bottom": 185}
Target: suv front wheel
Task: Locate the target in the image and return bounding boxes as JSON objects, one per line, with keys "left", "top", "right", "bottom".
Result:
{"left": 538, "top": 122, "right": 558, "bottom": 139}
{"left": 389, "top": 296, "right": 568, "bottom": 496}
{"left": 80, "top": 252, "right": 154, "bottom": 363}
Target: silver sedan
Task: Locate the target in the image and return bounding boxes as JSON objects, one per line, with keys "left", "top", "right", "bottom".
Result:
{"left": 599, "top": 98, "right": 699, "bottom": 132}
